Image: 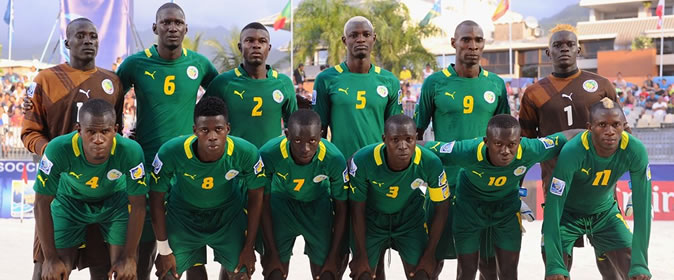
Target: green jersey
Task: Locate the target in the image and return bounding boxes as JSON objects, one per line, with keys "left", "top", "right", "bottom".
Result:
{"left": 204, "top": 65, "right": 297, "bottom": 148}
{"left": 259, "top": 136, "right": 348, "bottom": 202}
{"left": 150, "top": 135, "right": 266, "bottom": 210}
{"left": 313, "top": 62, "right": 403, "bottom": 158}
{"left": 543, "top": 131, "right": 652, "bottom": 278}
{"left": 416, "top": 66, "right": 510, "bottom": 185}
{"left": 425, "top": 132, "right": 567, "bottom": 201}
{"left": 349, "top": 143, "right": 449, "bottom": 214}
{"left": 33, "top": 131, "right": 148, "bottom": 201}
{"left": 117, "top": 45, "right": 219, "bottom": 162}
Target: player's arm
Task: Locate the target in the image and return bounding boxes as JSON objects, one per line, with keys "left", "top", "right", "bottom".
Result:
{"left": 626, "top": 143, "right": 653, "bottom": 279}
{"left": 200, "top": 60, "right": 220, "bottom": 89}
{"left": 312, "top": 74, "right": 331, "bottom": 138}
{"left": 257, "top": 154, "right": 285, "bottom": 277}
{"left": 384, "top": 76, "right": 404, "bottom": 119}
{"left": 21, "top": 79, "right": 50, "bottom": 155}
{"left": 321, "top": 157, "right": 350, "bottom": 275}
{"left": 347, "top": 158, "right": 372, "bottom": 278}
{"left": 518, "top": 88, "right": 539, "bottom": 138}
{"left": 415, "top": 160, "right": 450, "bottom": 277}
{"left": 282, "top": 78, "right": 299, "bottom": 127}
{"left": 494, "top": 79, "right": 511, "bottom": 115}
{"left": 415, "top": 78, "right": 435, "bottom": 140}
{"left": 543, "top": 148, "right": 580, "bottom": 278}
{"left": 148, "top": 151, "right": 179, "bottom": 279}
{"left": 236, "top": 154, "right": 266, "bottom": 276}
{"left": 113, "top": 78, "right": 125, "bottom": 131}
{"left": 115, "top": 58, "right": 134, "bottom": 94}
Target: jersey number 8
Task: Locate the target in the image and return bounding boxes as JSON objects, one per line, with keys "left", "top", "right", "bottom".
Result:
{"left": 201, "top": 177, "right": 214, "bottom": 189}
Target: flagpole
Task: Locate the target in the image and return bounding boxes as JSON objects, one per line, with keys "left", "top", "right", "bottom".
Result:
{"left": 660, "top": 0, "right": 665, "bottom": 79}
{"left": 8, "top": 0, "right": 13, "bottom": 60}
{"left": 508, "top": 20, "right": 512, "bottom": 76}
{"left": 290, "top": 0, "right": 294, "bottom": 76}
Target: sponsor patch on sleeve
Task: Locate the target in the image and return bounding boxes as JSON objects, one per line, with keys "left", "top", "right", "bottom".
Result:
{"left": 646, "top": 164, "right": 652, "bottom": 180}
{"left": 550, "top": 177, "right": 566, "bottom": 196}
{"left": 538, "top": 137, "right": 556, "bottom": 149}
{"left": 397, "top": 89, "right": 403, "bottom": 105}
{"left": 152, "top": 154, "right": 163, "bottom": 174}
{"left": 438, "top": 170, "right": 448, "bottom": 187}
{"left": 439, "top": 141, "right": 455, "bottom": 153}
{"left": 311, "top": 90, "right": 317, "bottom": 105}
{"left": 349, "top": 159, "right": 358, "bottom": 176}
{"left": 254, "top": 157, "right": 264, "bottom": 175}
{"left": 130, "top": 163, "right": 145, "bottom": 180}
{"left": 342, "top": 168, "right": 349, "bottom": 183}
{"left": 39, "top": 154, "right": 53, "bottom": 175}
{"left": 27, "top": 82, "right": 37, "bottom": 98}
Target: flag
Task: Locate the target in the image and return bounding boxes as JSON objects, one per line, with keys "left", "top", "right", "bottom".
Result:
{"left": 657, "top": 0, "right": 665, "bottom": 29}
{"left": 492, "top": 0, "right": 509, "bottom": 22}
{"left": 420, "top": 0, "right": 441, "bottom": 27}
{"left": 21, "top": 164, "right": 28, "bottom": 184}
{"left": 274, "top": 0, "right": 291, "bottom": 31}
{"left": 3, "top": 0, "right": 11, "bottom": 25}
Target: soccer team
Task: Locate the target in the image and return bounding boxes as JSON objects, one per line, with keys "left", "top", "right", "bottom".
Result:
{"left": 21, "top": 2, "right": 653, "bottom": 280}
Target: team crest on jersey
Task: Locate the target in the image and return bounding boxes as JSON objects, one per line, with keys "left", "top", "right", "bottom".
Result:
{"left": 438, "top": 171, "right": 448, "bottom": 187}
{"left": 254, "top": 157, "right": 264, "bottom": 175}
{"left": 397, "top": 89, "right": 403, "bottom": 105}
{"left": 583, "top": 79, "right": 598, "bottom": 93}
{"left": 152, "top": 154, "right": 163, "bottom": 174}
{"left": 39, "top": 154, "right": 53, "bottom": 175}
{"left": 538, "top": 137, "right": 556, "bottom": 149}
{"left": 107, "top": 169, "right": 123, "bottom": 181}
{"left": 130, "top": 163, "right": 145, "bottom": 180}
{"left": 101, "top": 79, "right": 114, "bottom": 95}
{"left": 439, "top": 141, "right": 455, "bottom": 153}
{"left": 225, "top": 169, "right": 240, "bottom": 180}
{"left": 646, "top": 164, "right": 652, "bottom": 180}
{"left": 186, "top": 66, "right": 199, "bottom": 80}
{"left": 410, "top": 178, "right": 426, "bottom": 190}
{"left": 483, "top": 91, "right": 496, "bottom": 104}
{"left": 550, "top": 177, "right": 565, "bottom": 196}
{"left": 514, "top": 166, "right": 527, "bottom": 176}
{"left": 27, "top": 82, "right": 37, "bottom": 98}
{"left": 272, "top": 90, "right": 284, "bottom": 103}
{"left": 342, "top": 168, "right": 349, "bottom": 183}
{"left": 313, "top": 174, "right": 329, "bottom": 183}
{"left": 311, "top": 90, "right": 317, "bottom": 105}
{"left": 349, "top": 159, "right": 358, "bottom": 176}
{"left": 377, "top": 85, "right": 388, "bottom": 98}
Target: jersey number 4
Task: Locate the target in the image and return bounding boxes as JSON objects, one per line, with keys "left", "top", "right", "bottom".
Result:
{"left": 86, "top": 177, "right": 99, "bottom": 189}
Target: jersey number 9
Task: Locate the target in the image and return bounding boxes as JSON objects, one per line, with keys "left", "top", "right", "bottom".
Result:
{"left": 463, "top": 96, "right": 474, "bottom": 114}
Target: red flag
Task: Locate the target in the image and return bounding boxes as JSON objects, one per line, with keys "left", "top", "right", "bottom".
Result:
{"left": 657, "top": 0, "right": 665, "bottom": 29}
{"left": 21, "top": 164, "right": 28, "bottom": 184}
{"left": 492, "top": 0, "right": 509, "bottom": 21}
{"left": 273, "top": 0, "right": 291, "bottom": 31}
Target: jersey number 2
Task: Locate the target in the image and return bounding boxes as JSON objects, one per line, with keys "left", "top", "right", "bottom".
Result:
{"left": 252, "top": 97, "right": 263, "bottom": 116}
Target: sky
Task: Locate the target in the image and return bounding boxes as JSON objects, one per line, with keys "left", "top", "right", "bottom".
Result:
{"left": 0, "top": 0, "right": 580, "bottom": 61}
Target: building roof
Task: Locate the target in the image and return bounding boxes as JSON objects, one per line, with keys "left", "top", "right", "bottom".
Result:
{"left": 577, "top": 15, "right": 674, "bottom": 46}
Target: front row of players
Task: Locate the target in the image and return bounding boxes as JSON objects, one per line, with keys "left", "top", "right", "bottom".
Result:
{"left": 33, "top": 97, "right": 651, "bottom": 280}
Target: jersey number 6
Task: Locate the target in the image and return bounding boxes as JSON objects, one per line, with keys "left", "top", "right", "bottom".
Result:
{"left": 164, "top": 75, "right": 176, "bottom": 95}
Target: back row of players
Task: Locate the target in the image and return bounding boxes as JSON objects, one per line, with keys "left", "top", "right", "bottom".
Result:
{"left": 22, "top": 2, "right": 652, "bottom": 280}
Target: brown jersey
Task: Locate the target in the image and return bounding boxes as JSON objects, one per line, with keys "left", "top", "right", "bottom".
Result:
{"left": 519, "top": 70, "right": 617, "bottom": 190}
{"left": 21, "top": 63, "right": 124, "bottom": 155}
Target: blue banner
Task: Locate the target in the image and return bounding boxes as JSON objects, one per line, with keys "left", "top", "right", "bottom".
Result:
{"left": 0, "top": 160, "right": 37, "bottom": 218}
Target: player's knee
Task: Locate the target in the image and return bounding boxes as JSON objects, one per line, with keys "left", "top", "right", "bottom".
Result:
{"left": 319, "top": 271, "right": 335, "bottom": 280}
{"left": 88, "top": 264, "right": 109, "bottom": 280}
{"left": 267, "top": 269, "right": 285, "bottom": 280}
{"left": 358, "top": 272, "right": 374, "bottom": 280}
{"left": 411, "top": 271, "right": 430, "bottom": 280}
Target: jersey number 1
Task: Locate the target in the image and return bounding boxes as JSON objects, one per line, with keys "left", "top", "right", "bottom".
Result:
{"left": 564, "top": 105, "right": 573, "bottom": 126}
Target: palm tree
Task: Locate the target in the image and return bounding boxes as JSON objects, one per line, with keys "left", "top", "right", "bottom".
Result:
{"left": 182, "top": 32, "right": 203, "bottom": 52}
{"left": 205, "top": 28, "right": 242, "bottom": 73}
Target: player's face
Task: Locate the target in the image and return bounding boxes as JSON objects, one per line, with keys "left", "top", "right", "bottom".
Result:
{"left": 485, "top": 127, "right": 521, "bottom": 167}
{"left": 66, "top": 22, "right": 99, "bottom": 63}
{"left": 193, "top": 115, "right": 230, "bottom": 158}
{"left": 547, "top": 31, "right": 580, "bottom": 70}
{"left": 239, "top": 29, "right": 271, "bottom": 66}
{"left": 383, "top": 123, "right": 417, "bottom": 168}
{"left": 154, "top": 8, "right": 187, "bottom": 50}
{"left": 342, "top": 22, "right": 375, "bottom": 59}
{"left": 452, "top": 25, "right": 484, "bottom": 66}
{"left": 77, "top": 113, "right": 117, "bottom": 164}
{"left": 588, "top": 109, "right": 624, "bottom": 153}
{"left": 286, "top": 123, "right": 322, "bottom": 165}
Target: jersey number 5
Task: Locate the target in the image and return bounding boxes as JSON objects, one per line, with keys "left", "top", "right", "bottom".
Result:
{"left": 356, "top": 91, "right": 367, "bottom": 109}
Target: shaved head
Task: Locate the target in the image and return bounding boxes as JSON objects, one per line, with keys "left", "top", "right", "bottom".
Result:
{"left": 454, "top": 20, "right": 481, "bottom": 38}
{"left": 66, "top": 18, "right": 95, "bottom": 38}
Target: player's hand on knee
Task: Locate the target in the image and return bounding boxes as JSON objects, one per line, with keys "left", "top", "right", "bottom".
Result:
{"left": 411, "top": 251, "right": 436, "bottom": 279}
{"left": 41, "top": 258, "right": 69, "bottom": 280}
{"left": 625, "top": 193, "right": 633, "bottom": 216}
{"left": 317, "top": 253, "right": 339, "bottom": 279}
{"left": 155, "top": 253, "right": 179, "bottom": 279}
{"left": 108, "top": 256, "right": 137, "bottom": 280}
{"left": 545, "top": 275, "right": 568, "bottom": 280}
{"left": 629, "top": 275, "right": 650, "bottom": 280}
{"left": 520, "top": 200, "right": 535, "bottom": 222}
{"left": 261, "top": 252, "right": 286, "bottom": 279}
{"left": 235, "top": 247, "right": 257, "bottom": 278}
{"left": 348, "top": 256, "right": 373, "bottom": 279}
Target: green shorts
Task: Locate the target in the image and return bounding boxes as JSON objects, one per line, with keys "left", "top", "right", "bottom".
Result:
{"left": 51, "top": 192, "right": 129, "bottom": 249}
{"left": 453, "top": 194, "right": 522, "bottom": 255}
{"left": 424, "top": 192, "right": 457, "bottom": 260}
{"left": 270, "top": 195, "right": 337, "bottom": 266}
{"left": 353, "top": 196, "right": 428, "bottom": 269}
{"left": 555, "top": 201, "right": 632, "bottom": 257}
{"left": 166, "top": 198, "right": 247, "bottom": 274}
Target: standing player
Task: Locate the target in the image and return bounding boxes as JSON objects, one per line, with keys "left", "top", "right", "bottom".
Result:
{"left": 423, "top": 115, "right": 582, "bottom": 279}
{"left": 204, "top": 22, "right": 297, "bottom": 148}
{"left": 518, "top": 24, "right": 620, "bottom": 278}
{"left": 33, "top": 99, "right": 147, "bottom": 280}
{"left": 21, "top": 18, "right": 125, "bottom": 280}
{"left": 149, "top": 97, "right": 265, "bottom": 280}
{"left": 543, "top": 98, "right": 651, "bottom": 280}
{"left": 116, "top": 3, "right": 219, "bottom": 278}
{"left": 414, "top": 20, "right": 510, "bottom": 278}
{"left": 349, "top": 115, "right": 449, "bottom": 280}
{"left": 258, "top": 109, "right": 348, "bottom": 280}
{"left": 312, "top": 16, "right": 403, "bottom": 159}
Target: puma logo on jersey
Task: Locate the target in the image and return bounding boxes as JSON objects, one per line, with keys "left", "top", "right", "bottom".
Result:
{"left": 444, "top": 92, "right": 455, "bottom": 99}
{"left": 144, "top": 70, "right": 156, "bottom": 80}
{"left": 472, "top": 170, "right": 485, "bottom": 178}
{"left": 276, "top": 172, "right": 289, "bottom": 180}
{"left": 562, "top": 92, "right": 573, "bottom": 101}
{"left": 429, "top": 142, "right": 442, "bottom": 152}
{"left": 137, "top": 180, "right": 147, "bottom": 186}
{"left": 338, "top": 88, "right": 349, "bottom": 95}
{"left": 183, "top": 173, "right": 197, "bottom": 180}
{"left": 372, "top": 180, "right": 385, "bottom": 188}
{"left": 37, "top": 174, "right": 47, "bottom": 187}
{"left": 79, "top": 89, "right": 91, "bottom": 98}
{"left": 233, "top": 90, "right": 245, "bottom": 99}
{"left": 150, "top": 173, "right": 160, "bottom": 184}
{"left": 581, "top": 168, "right": 591, "bottom": 175}
{"left": 69, "top": 172, "right": 83, "bottom": 179}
